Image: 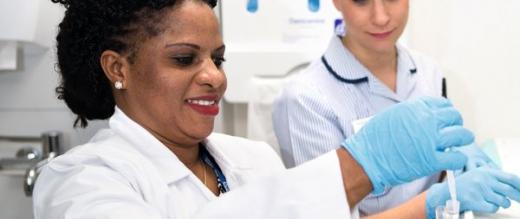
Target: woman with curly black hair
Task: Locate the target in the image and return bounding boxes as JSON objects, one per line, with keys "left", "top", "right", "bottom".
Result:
{"left": 33, "top": 0, "right": 477, "bottom": 218}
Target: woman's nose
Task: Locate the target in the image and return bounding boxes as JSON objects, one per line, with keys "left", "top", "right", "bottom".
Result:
{"left": 371, "top": 1, "right": 391, "bottom": 27}
{"left": 196, "top": 59, "right": 226, "bottom": 89}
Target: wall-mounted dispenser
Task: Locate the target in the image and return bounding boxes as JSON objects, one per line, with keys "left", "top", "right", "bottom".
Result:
{"left": 220, "top": 0, "right": 341, "bottom": 152}
{"left": 222, "top": 0, "right": 340, "bottom": 103}
{"left": 0, "top": 41, "right": 17, "bottom": 71}
{"left": 0, "top": 0, "right": 62, "bottom": 71}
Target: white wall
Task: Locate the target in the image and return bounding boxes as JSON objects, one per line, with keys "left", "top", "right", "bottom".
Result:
{"left": 408, "top": 0, "right": 520, "bottom": 142}
{"left": 0, "top": 2, "right": 106, "bottom": 219}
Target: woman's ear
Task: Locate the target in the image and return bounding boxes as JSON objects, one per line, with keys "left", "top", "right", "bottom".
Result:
{"left": 100, "top": 50, "right": 130, "bottom": 90}
{"left": 332, "top": 0, "right": 341, "bottom": 11}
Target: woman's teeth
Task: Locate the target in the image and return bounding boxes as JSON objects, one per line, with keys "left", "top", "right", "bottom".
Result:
{"left": 187, "top": 99, "right": 215, "bottom": 106}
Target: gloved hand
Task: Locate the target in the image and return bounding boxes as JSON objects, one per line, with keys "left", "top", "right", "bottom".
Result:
{"left": 426, "top": 167, "right": 520, "bottom": 219}
{"left": 341, "top": 97, "right": 474, "bottom": 194}
{"left": 455, "top": 143, "right": 498, "bottom": 171}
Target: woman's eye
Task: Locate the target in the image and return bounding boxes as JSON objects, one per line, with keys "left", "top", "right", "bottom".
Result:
{"left": 172, "top": 56, "right": 194, "bottom": 66}
{"left": 213, "top": 56, "right": 226, "bottom": 68}
{"left": 353, "top": 0, "right": 368, "bottom": 5}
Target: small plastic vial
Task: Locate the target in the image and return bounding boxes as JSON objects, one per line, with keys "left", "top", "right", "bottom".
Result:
{"left": 435, "top": 200, "right": 460, "bottom": 219}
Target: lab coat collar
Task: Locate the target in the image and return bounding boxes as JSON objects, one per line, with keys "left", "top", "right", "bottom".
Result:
{"left": 203, "top": 134, "right": 254, "bottom": 170}
{"left": 109, "top": 107, "right": 190, "bottom": 185}
{"left": 109, "top": 107, "right": 251, "bottom": 186}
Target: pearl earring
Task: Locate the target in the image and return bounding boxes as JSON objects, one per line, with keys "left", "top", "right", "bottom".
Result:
{"left": 114, "top": 81, "right": 123, "bottom": 90}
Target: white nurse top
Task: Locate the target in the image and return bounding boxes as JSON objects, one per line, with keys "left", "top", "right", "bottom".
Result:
{"left": 273, "top": 35, "right": 444, "bottom": 215}
{"left": 33, "top": 107, "right": 357, "bottom": 219}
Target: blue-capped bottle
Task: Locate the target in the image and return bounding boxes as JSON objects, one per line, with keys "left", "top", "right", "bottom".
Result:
{"left": 308, "top": 0, "right": 320, "bottom": 12}
{"left": 247, "top": 0, "right": 259, "bottom": 13}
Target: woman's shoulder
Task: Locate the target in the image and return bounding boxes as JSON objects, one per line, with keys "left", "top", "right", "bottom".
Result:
{"left": 275, "top": 63, "right": 332, "bottom": 109}
{"left": 44, "top": 129, "right": 149, "bottom": 174}
{"left": 33, "top": 129, "right": 169, "bottom": 219}
{"left": 279, "top": 57, "right": 332, "bottom": 93}
{"left": 36, "top": 128, "right": 162, "bottom": 194}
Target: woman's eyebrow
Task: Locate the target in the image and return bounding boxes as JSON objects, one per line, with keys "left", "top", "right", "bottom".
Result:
{"left": 164, "top": 43, "right": 200, "bottom": 49}
{"left": 214, "top": 45, "right": 226, "bottom": 52}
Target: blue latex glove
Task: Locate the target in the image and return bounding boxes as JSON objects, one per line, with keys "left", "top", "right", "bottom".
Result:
{"left": 456, "top": 143, "right": 498, "bottom": 171}
{"left": 341, "top": 97, "right": 474, "bottom": 194}
{"left": 426, "top": 167, "right": 520, "bottom": 219}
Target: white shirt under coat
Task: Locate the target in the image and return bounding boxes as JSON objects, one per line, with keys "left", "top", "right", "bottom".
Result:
{"left": 33, "top": 107, "right": 357, "bottom": 219}
{"left": 273, "top": 35, "right": 444, "bottom": 215}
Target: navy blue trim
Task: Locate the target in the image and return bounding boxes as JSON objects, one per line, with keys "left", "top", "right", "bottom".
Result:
{"left": 200, "top": 145, "right": 230, "bottom": 194}
{"left": 407, "top": 50, "right": 418, "bottom": 74}
{"left": 321, "top": 56, "right": 368, "bottom": 84}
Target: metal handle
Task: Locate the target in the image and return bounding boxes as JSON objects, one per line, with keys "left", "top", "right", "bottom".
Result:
{"left": 24, "top": 157, "right": 53, "bottom": 197}
{"left": 23, "top": 131, "right": 63, "bottom": 197}
{"left": 41, "top": 131, "right": 62, "bottom": 158}
{"left": 0, "top": 147, "right": 42, "bottom": 170}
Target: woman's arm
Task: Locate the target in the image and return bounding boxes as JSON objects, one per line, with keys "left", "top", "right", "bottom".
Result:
{"left": 337, "top": 148, "right": 372, "bottom": 207}
{"left": 363, "top": 193, "right": 427, "bottom": 219}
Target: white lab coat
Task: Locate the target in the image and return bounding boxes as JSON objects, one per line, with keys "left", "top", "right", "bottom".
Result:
{"left": 33, "top": 108, "right": 357, "bottom": 219}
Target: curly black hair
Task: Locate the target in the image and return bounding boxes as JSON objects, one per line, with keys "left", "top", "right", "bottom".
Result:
{"left": 51, "top": 0, "right": 218, "bottom": 128}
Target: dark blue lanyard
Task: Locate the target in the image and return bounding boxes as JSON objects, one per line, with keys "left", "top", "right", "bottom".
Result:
{"left": 200, "top": 145, "right": 230, "bottom": 194}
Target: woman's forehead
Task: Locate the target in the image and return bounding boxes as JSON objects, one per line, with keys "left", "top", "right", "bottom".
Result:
{"left": 163, "top": 1, "right": 219, "bottom": 31}
{"left": 156, "top": 4, "right": 222, "bottom": 44}
{"left": 133, "top": 3, "right": 222, "bottom": 54}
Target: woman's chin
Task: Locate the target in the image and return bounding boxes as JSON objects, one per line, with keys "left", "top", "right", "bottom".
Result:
{"left": 190, "top": 125, "right": 215, "bottom": 140}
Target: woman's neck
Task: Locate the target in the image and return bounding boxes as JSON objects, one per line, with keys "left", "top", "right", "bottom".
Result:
{"left": 117, "top": 104, "right": 202, "bottom": 167}
{"left": 343, "top": 37, "right": 398, "bottom": 92}
{"left": 148, "top": 129, "right": 201, "bottom": 167}
{"left": 168, "top": 143, "right": 201, "bottom": 167}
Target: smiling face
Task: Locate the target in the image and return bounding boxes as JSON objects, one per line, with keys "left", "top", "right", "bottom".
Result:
{"left": 333, "top": 0, "right": 409, "bottom": 54}
{"left": 110, "top": 1, "right": 226, "bottom": 149}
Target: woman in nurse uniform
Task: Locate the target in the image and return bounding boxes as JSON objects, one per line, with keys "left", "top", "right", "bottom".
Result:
{"left": 273, "top": 0, "right": 512, "bottom": 218}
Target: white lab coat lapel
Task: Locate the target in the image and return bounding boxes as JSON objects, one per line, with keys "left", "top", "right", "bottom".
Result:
{"left": 109, "top": 108, "right": 218, "bottom": 218}
{"left": 203, "top": 134, "right": 256, "bottom": 190}
{"left": 109, "top": 108, "right": 191, "bottom": 185}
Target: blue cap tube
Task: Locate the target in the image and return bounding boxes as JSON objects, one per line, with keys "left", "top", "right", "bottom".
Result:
{"left": 308, "top": 0, "right": 320, "bottom": 12}
{"left": 247, "top": 0, "right": 258, "bottom": 13}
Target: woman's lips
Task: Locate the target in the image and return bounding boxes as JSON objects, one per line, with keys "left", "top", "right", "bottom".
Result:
{"left": 186, "top": 97, "right": 220, "bottom": 116}
{"left": 370, "top": 30, "right": 393, "bottom": 40}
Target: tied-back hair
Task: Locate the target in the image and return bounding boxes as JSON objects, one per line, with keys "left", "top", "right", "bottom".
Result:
{"left": 51, "top": 0, "right": 217, "bottom": 127}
